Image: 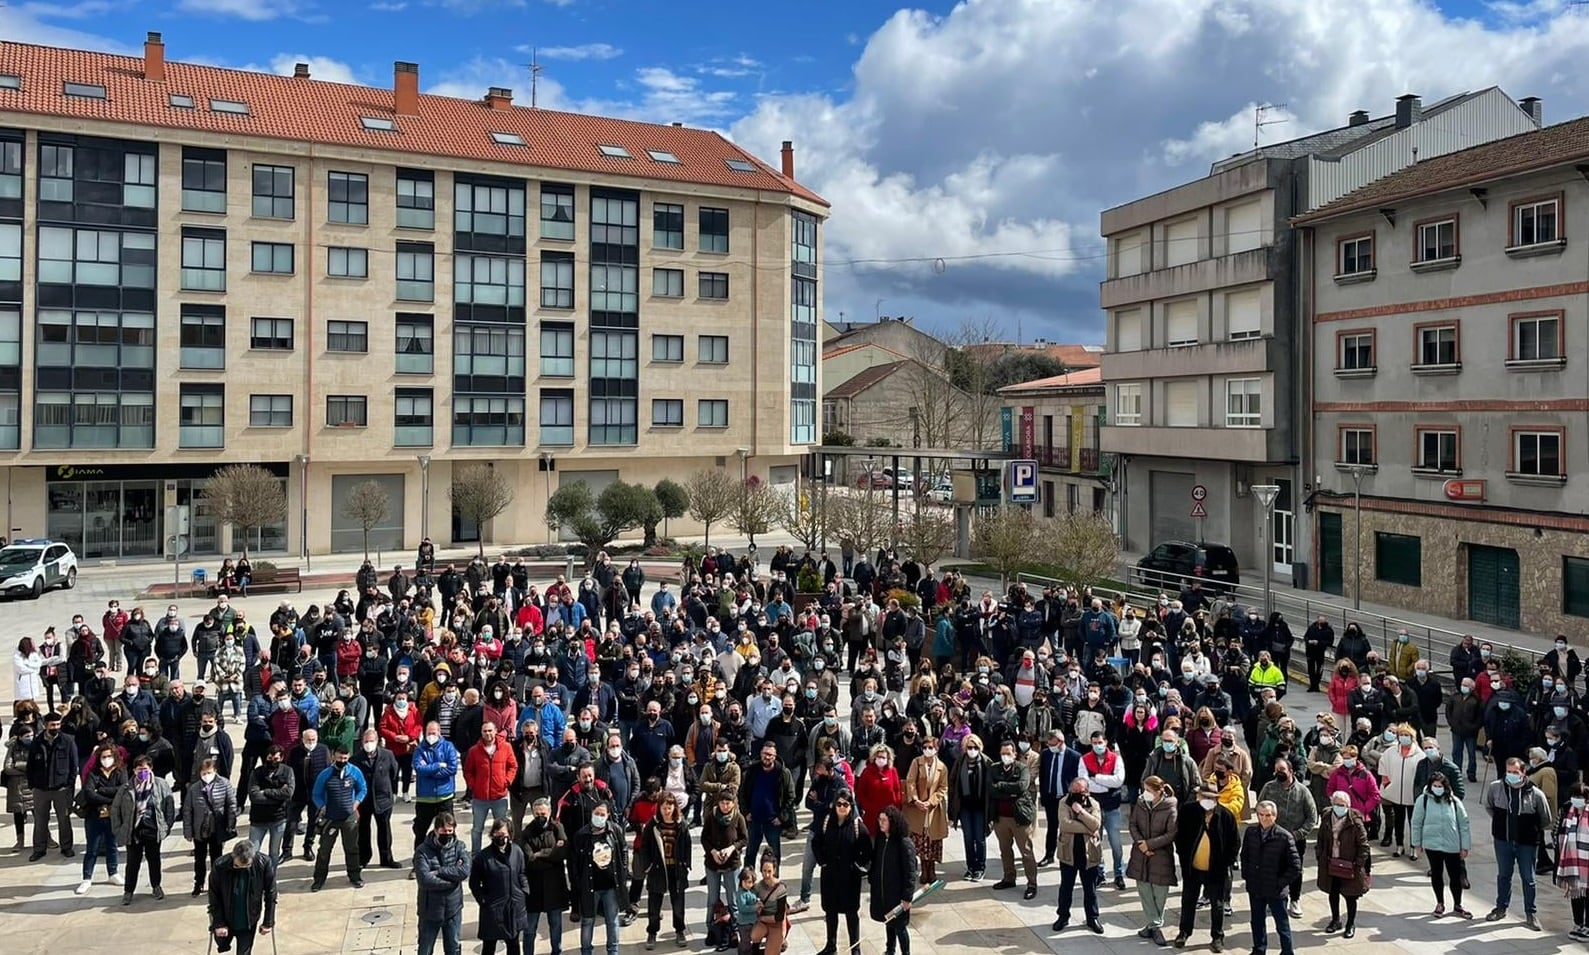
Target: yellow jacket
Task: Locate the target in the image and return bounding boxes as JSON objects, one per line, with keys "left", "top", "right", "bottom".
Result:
{"left": 1208, "top": 771, "right": 1247, "bottom": 823}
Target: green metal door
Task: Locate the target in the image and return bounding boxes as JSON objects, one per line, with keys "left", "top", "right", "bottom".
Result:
{"left": 1319, "top": 513, "right": 1344, "bottom": 596}
{"left": 1467, "top": 545, "right": 1521, "bottom": 629}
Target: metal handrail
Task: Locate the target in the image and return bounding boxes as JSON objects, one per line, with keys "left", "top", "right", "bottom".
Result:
{"left": 1010, "top": 569, "right": 1543, "bottom": 681}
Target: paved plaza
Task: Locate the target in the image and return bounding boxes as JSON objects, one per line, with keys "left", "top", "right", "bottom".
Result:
{"left": 0, "top": 554, "right": 1574, "bottom": 955}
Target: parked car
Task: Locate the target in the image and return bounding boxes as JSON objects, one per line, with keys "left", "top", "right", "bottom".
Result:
{"left": 0, "top": 538, "right": 79, "bottom": 598}
{"left": 927, "top": 478, "right": 954, "bottom": 503}
{"left": 1134, "top": 540, "right": 1240, "bottom": 592}
{"left": 883, "top": 467, "right": 915, "bottom": 491}
{"left": 856, "top": 470, "right": 893, "bottom": 489}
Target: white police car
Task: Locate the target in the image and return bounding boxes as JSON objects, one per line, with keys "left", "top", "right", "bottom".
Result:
{"left": 0, "top": 538, "right": 78, "bottom": 598}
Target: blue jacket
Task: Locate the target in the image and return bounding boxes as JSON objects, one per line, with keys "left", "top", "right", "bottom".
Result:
{"left": 311, "top": 762, "right": 368, "bottom": 820}
{"left": 291, "top": 691, "right": 320, "bottom": 730}
{"left": 413, "top": 737, "right": 460, "bottom": 801}
{"left": 519, "top": 702, "right": 567, "bottom": 744}
{"left": 560, "top": 647, "right": 590, "bottom": 694}
{"left": 1079, "top": 609, "right": 1118, "bottom": 654}
{"left": 125, "top": 690, "right": 159, "bottom": 728}
{"left": 245, "top": 693, "right": 275, "bottom": 744}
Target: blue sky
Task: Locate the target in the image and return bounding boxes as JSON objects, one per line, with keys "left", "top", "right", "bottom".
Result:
{"left": 7, "top": 0, "right": 1589, "bottom": 343}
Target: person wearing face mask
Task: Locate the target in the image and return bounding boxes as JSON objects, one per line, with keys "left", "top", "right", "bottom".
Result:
{"left": 244, "top": 744, "right": 294, "bottom": 865}
{"left": 309, "top": 744, "right": 369, "bottom": 891}
{"left": 414, "top": 812, "right": 470, "bottom": 955}
{"left": 983, "top": 739, "right": 1038, "bottom": 900}
{"left": 947, "top": 732, "right": 990, "bottom": 881}
{"left": 26, "top": 710, "right": 80, "bottom": 862}
{"left": 518, "top": 796, "right": 570, "bottom": 955}
{"left": 702, "top": 791, "right": 750, "bottom": 946}
{"left": 352, "top": 729, "right": 402, "bottom": 870}
{"left": 1443, "top": 677, "right": 1484, "bottom": 785}
{"left": 1410, "top": 770, "right": 1472, "bottom": 919}
{"left": 900, "top": 734, "right": 949, "bottom": 885}
{"left": 75, "top": 744, "right": 127, "bottom": 896}
{"left": 1324, "top": 744, "right": 1380, "bottom": 823}
{"left": 463, "top": 723, "right": 519, "bottom": 856}
{"left": 110, "top": 753, "right": 175, "bottom": 904}
{"left": 811, "top": 789, "right": 871, "bottom": 955}
{"left": 1484, "top": 685, "right": 1532, "bottom": 774}
{"left": 854, "top": 744, "right": 903, "bottom": 839}
{"left": 593, "top": 736, "right": 640, "bottom": 823}
{"left": 468, "top": 816, "right": 530, "bottom": 955}
{"left": 1049, "top": 777, "right": 1104, "bottom": 934}
{"left": 1255, "top": 757, "right": 1317, "bottom": 919}
{"left": 1375, "top": 721, "right": 1424, "bottom": 857}
{"left": 1171, "top": 782, "right": 1238, "bottom": 950}
{"left": 182, "top": 756, "right": 238, "bottom": 897}
{"left": 1127, "top": 776, "right": 1178, "bottom": 944}
{"left": 4, "top": 723, "right": 37, "bottom": 852}
{"left": 570, "top": 800, "right": 629, "bottom": 955}
{"left": 207, "top": 838, "right": 278, "bottom": 955}
{"left": 1315, "top": 790, "right": 1369, "bottom": 937}
{"left": 1546, "top": 636, "right": 1584, "bottom": 694}
{"left": 1556, "top": 781, "right": 1589, "bottom": 939}
{"left": 413, "top": 721, "right": 462, "bottom": 856}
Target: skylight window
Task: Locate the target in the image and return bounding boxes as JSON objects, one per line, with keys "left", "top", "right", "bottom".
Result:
{"left": 0, "top": 75, "right": 20, "bottom": 91}
{"left": 725, "top": 159, "right": 756, "bottom": 173}
{"left": 490, "top": 131, "right": 526, "bottom": 146}
{"left": 210, "top": 99, "right": 249, "bottom": 115}
{"left": 63, "top": 82, "right": 106, "bottom": 99}
{"left": 361, "top": 116, "right": 398, "bottom": 132}
{"left": 646, "top": 149, "right": 680, "bottom": 164}
{"left": 169, "top": 94, "right": 195, "bottom": 109}
{"left": 597, "top": 144, "right": 632, "bottom": 158}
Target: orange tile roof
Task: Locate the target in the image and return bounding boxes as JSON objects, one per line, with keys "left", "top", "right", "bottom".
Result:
{"left": 998, "top": 366, "right": 1104, "bottom": 392}
{"left": 821, "top": 340, "right": 909, "bottom": 362}
{"left": 0, "top": 39, "right": 827, "bottom": 207}
{"left": 961, "top": 342, "right": 1104, "bottom": 368}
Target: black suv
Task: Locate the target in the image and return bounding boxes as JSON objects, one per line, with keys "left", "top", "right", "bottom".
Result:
{"left": 1135, "top": 541, "right": 1240, "bottom": 592}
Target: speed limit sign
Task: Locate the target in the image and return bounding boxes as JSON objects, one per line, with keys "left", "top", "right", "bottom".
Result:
{"left": 1191, "top": 484, "right": 1208, "bottom": 502}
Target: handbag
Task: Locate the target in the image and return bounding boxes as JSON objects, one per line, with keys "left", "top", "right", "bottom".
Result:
{"left": 1327, "top": 856, "right": 1356, "bottom": 880}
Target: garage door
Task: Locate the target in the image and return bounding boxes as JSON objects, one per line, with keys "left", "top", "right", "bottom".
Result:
{"left": 557, "top": 469, "right": 619, "bottom": 542}
{"left": 1149, "top": 471, "right": 1196, "bottom": 545}
{"left": 1468, "top": 544, "right": 1520, "bottom": 629}
{"left": 330, "top": 473, "right": 406, "bottom": 555}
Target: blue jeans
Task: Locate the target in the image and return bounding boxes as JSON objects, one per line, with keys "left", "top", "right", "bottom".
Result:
{"left": 1249, "top": 895, "right": 1293, "bottom": 955}
{"left": 82, "top": 816, "right": 118, "bottom": 879}
{"left": 580, "top": 887, "right": 621, "bottom": 955}
{"left": 417, "top": 914, "right": 462, "bottom": 955}
{"left": 196, "top": 654, "right": 215, "bottom": 681}
{"left": 249, "top": 821, "right": 286, "bottom": 862}
{"left": 1451, "top": 733, "right": 1478, "bottom": 779}
{"left": 1494, "top": 840, "right": 1538, "bottom": 914}
{"left": 526, "top": 909, "right": 563, "bottom": 955}
{"left": 746, "top": 817, "right": 783, "bottom": 865}
{"left": 705, "top": 868, "right": 736, "bottom": 931}
{"left": 471, "top": 797, "right": 509, "bottom": 856}
{"left": 799, "top": 829, "right": 818, "bottom": 899}
{"left": 158, "top": 657, "right": 181, "bottom": 681}
{"left": 1101, "top": 806, "right": 1124, "bottom": 879}
{"left": 960, "top": 808, "right": 987, "bottom": 874}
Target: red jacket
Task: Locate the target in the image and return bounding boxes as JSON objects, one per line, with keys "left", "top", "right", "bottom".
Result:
{"left": 515, "top": 604, "right": 544, "bottom": 636}
{"left": 379, "top": 704, "right": 423, "bottom": 757}
{"left": 102, "top": 609, "right": 128, "bottom": 643}
{"left": 854, "top": 764, "right": 902, "bottom": 836}
{"left": 462, "top": 740, "right": 518, "bottom": 801}
{"left": 335, "top": 638, "right": 363, "bottom": 678}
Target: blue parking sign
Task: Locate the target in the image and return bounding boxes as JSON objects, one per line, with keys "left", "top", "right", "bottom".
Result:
{"left": 1006, "top": 459, "right": 1039, "bottom": 504}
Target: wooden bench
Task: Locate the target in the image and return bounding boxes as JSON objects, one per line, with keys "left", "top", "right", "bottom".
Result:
{"left": 211, "top": 566, "right": 302, "bottom": 595}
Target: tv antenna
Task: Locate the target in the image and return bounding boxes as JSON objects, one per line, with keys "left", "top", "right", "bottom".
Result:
{"left": 1255, "top": 103, "right": 1288, "bottom": 147}
{"left": 528, "top": 48, "right": 544, "bottom": 108}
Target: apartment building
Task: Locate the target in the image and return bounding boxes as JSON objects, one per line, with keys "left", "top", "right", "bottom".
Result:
{"left": 1297, "top": 115, "right": 1589, "bottom": 633}
{"left": 1098, "top": 89, "right": 1540, "bottom": 585}
{"left": 997, "top": 367, "right": 1109, "bottom": 519}
{"left": 0, "top": 34, "right": 827, "bottom": 558}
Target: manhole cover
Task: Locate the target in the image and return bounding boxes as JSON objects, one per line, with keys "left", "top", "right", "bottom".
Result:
{"left": 360, "top": 910, "right": 395, "bottom": 925}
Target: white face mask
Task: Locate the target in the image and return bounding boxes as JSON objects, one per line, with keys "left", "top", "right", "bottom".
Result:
{"left": 1000, "top": 754, "right": 1015, "bottom": 766}
{"left": 874, "top": 756, "right": 888, "bottom": 768}
{"left": 1198, "top": 798, "right": 1217, "bottom": 811}
{"left": 200, "top": 772, "right": 216, "bottom": 784}
{"left": 363, "top": 741, "right": 378, "bottom": 754}
{"left": 425, "top": 734, "right": 440, "bottom": 746}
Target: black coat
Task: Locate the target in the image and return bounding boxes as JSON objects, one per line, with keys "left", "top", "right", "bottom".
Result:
{"left": 569, "top": 823, "right": 629, "bottom": 920}
{"left": 208, "top": 854, "right": 278, "bottom": 932}
{"left": 414, "top": 832, "right": 470, "bottom": 923}
{"left": 26, "top": 732, "right": 78, "bottom": 791}
{"left": 1175, "top": 802, "right": 1239, "bottom": 874}
{"left": 1239, "top": 824, "right": 1301, "bottom": 900}
{"left": 812, "top": 811, "right": 872, "bottom": 915}
{"left": 518, "top": 817, "right": 570, "bottom": 913}
{"left": 867, "top": 829, "right": 917, "bottom": 923}
{"left": 469, "top": 843, "right": 530, "bottom": 941}
{"left": 352, "top": 746, "right": 400, "bottom": 814}
{"left": 637, "top": 816, "right": 693, "bottom": 894}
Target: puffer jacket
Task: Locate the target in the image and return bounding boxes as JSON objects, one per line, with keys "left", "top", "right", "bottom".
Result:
{"left": 1409, "top": 790, "right": 1471, "bottom": 854}
{"left": 1377, "top": 744, "right": 1424, "bottom": 806}
{"left": 182, "top": 775, "right": 238, "bottom": 841}
{"left": 1126, "top": 793, "right": 1178, "bottom": 885}
{"left": 414, "top": 830, "right": 471, "bottom": 922}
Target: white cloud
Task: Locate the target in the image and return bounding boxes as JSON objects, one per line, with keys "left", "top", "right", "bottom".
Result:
{"left": 16, "top": 1, "right": 119, "bottom": 20}
{"left": 527, "top": 43, "right": 623, "bottom": 61}
{"left": 722, "top": 0, "right": 1589, "bottom": 337}
{"left": 370, "top": 0, "right": 408, "bottom": 9}
{"left": 252, "top": 55, "right": 362, "bottom": 86}
{"left": 175, "top": 0, "right": 307, "bottom": 20}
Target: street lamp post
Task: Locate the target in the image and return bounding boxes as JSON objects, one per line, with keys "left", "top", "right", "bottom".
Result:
{"left": 1253, "top": 484, "right": 1281, "bottom": 618}
{"left": 820, "top": 456, "right": 832, "bottom": 551}
{"left": 417, "top": 455, "right": 431, "bottom": 544}
{"left": 539, "top": 452, "right": 554, "bottom": 544}
{"left": 1341, "top": 465, "right": 1371, "bottom": 610}
{"left": 296, "top": 454, "right": 310, "bottom": 571}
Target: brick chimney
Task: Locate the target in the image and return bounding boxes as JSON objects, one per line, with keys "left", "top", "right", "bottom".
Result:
{"left": 780, "top": 140, "right": 794, "bottom": 179}
{"left": 1348, "top": 110, "right": 1369, "bottom": 126}
{"left": 1395, "top": 94, "right": 1422, "bottom": 129}
{"left": 394, "top": 61, "right": 419, "bottom": 116}
{"left": 485, "top": 87, "right": 513, "bottom": 110}
{"left": 143, "top": 32, "right": 165, "bottom": 83}
{"left": 293, "top": 62, "right": 311, "bottom": 79}
{"left": 1520, "top": 96, "right": 1543, "bottom": 125}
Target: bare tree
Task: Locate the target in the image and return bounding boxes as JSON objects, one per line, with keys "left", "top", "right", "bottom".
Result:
{"left": 1041, "top": 510, "right": 1121, "bottom": 590}
{"left": 973, "top": 506, "right": 1038, "bottom": 587}
{"left": 775, "top": 486, "right": 822, "bottom": 552}
{"left": 340, "top": 480, "right": 390, "bottom": 560}
{"left": 684, "top": 469, "right": 739, "bottom": 548}
{"left": 730, "top": 479, "right": 780, "bottom": 549}
{"left": 828, "top": 485, "right": 889, "bottom": 561}
{"left": 448, "top": 464, "right": 515, "bottom": 558}
{"left": 943, "top": 316, "right": 1010, "bottom": 451}
{"left": 201, "top": 464, "right": 287, "bottom": 557}
{"left": 898, "top": 502, "right": 956, "bottom": 568}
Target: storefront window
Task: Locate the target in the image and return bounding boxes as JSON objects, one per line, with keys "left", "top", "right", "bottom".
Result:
{"left": 42, "top": 471, "right": 288, "bottom": 559}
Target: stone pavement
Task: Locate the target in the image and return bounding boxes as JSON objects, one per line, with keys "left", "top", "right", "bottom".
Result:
{"left": 0, "top": 563, "right": 1575, "bottom": 954}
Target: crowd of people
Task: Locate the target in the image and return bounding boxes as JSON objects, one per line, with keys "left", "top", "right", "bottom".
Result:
{"left": 1, "top": 541, "right": 1582, "bottom": 955}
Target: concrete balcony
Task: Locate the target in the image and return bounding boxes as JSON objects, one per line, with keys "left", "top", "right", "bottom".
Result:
{"left": 1101, "top": 246, "right": 1276, "bottom": 309}
{"left": 1102, "top": 424, "right": 1276, "bottom": 463}
{"left": 1102, "top": 335, "right": 1275, "bottom": 381}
